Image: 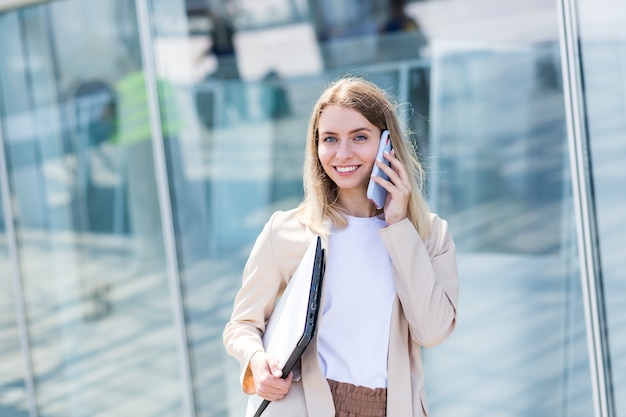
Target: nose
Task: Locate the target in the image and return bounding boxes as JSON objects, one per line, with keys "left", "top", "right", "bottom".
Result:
{"left": 336, "top": 139, "right": 353, "bottom": 160}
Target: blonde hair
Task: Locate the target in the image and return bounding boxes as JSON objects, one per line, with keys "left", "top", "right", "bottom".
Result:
{"left": 297, "top": 76, "right": 432, "bottom": 240}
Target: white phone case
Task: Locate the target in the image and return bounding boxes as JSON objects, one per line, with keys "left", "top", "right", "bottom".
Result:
{"left": 366, "top": 130, "right": 392, "bottom": 209}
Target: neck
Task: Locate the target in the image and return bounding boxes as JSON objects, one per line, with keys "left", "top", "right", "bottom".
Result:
{"left": 337, "top": 191, "right": 379, "bottom": 218}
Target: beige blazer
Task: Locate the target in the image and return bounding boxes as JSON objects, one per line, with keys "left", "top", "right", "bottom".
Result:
{"left": 223, "top": 209, "right": 458, "bottom": 416}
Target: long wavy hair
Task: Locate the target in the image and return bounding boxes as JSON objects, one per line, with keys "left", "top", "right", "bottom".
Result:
{"left": 297, "top": 76, "right": 432, "bottom": 240}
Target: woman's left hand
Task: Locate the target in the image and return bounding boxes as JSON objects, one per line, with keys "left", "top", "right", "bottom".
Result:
{"left": 371, "top": 149, "right": 411, "bottom": 225}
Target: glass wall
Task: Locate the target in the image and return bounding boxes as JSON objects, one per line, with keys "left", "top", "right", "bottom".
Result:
{"left": 0, "top": 2, "right": 184, "bottom": 416}
{"left": 577, "top": 0, "right": 626, "bottom": 414}
{"left": 0, "top": 186, "right": 29, "bottom": 416}
{"left": 408, "top": 2, "right": 593, "bottom": 416}
{"left": 0, "top": 0, "right": 619, "bottom": 416}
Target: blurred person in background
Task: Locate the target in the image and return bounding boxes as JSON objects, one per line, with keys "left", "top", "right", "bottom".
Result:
{"left": 113, "top": 48, "right": 207, "bottom": 268}
{"left": 381, "top": 0, "right": 420, "bottom": 33}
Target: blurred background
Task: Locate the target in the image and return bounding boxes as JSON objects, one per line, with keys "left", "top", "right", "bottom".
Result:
{"left": 0, "top": 0, "right": 624, "bottom": 416}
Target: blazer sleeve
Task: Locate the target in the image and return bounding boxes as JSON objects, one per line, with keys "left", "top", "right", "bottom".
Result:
{"left": 223, "top": 211, "right": 287, "bottom": 394}
{"left": 379, "top": 213, "right": 459, "bottom": 347}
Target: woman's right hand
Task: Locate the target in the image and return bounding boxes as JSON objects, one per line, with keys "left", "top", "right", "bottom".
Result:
{"left": 249, "top": 351, "right": 293, "bottom": 401}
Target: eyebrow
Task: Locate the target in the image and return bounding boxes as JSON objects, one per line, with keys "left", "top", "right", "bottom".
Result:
{"left": 319, "top": 127, "right": 373, "bottom": 136}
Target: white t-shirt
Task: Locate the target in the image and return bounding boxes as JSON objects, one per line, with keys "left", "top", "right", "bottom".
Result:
{"left": 317, "top": 214, "right": 395, "bottom": 389}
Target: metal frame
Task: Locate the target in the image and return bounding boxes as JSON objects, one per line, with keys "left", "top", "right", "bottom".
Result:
{"left": 557, "top": 0, "right": 615, "bottom": 416}
{"left": 134, "top": 1, "right": 197, "bottom": 416}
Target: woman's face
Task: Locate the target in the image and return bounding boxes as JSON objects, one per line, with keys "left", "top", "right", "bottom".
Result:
{"left": 317, "top": 105, "right": 382, "bottom": 195}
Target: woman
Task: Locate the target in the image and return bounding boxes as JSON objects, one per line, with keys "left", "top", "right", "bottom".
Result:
{"left": 223, "top": 76, "right": 458, "bottom": 417}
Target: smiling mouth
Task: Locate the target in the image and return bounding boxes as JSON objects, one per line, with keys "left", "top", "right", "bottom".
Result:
{"left": 335, "top": 165, "right": 359, "bottom": 173}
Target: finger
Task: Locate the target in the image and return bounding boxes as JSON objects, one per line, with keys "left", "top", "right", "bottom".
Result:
{"left": 383, "top": 149, "right": 400, "bottom": 164}
{"left": 260, "top": 381, "right": 288, "bottom": 395}
{"left": 284, "top": 371, "right": 293, "bottom": 383}
{"left": 373, "top": 165, "right": 410, "bottom": 203}
{"left": 257, "top": 375, "right": 292, "bottom": 400}
{"left": 381, "top": 154, "right": 411, "bottom": 191}
{"left": 266, "top": 356, "right": 283, "bottom": 378}
{"left": 375, "top": 158, "right": 403, "bottom": 188}
{"left": 257, "top": 387, "right": 286, "bottom": 402}
{"left": 384, "top": 151, "right": 408, "bottom": 176}
{"left": 381, "top": 151, "right": 404, "bottom": 172}
{"left": 370, "top": 170, "right": 393, "bottom": 191}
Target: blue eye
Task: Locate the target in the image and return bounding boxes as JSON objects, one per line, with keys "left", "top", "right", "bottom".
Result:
{"left": 355, "top": 135, "right": 367, "bottom": 142}
{"left": 323, "top": 136, "right": 337, "bottom": 143}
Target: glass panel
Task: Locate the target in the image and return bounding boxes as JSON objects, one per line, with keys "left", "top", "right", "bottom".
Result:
{"left": 1, "top": 0, "right": 600, "bottom": 416}
{"left": 0, "top": 2, "right": 183, "bottom": 416}
{"left": 577, "top": 0, "right": 626, "bottom": 413}
{"left": 0, "top": 188, "right": 29, "bottom": 416}
{"left": 176, "top": 0, "right": 595, "bottom": 416}
{"left": 427, "top": 44, "right": 592, "bottom": 416}
{"left": 419, "top": 2, "right": 593, "bottom": 416}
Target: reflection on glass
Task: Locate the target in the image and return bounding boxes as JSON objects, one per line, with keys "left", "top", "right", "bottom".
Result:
{"left": 182, "top": 0, "right": 595, "bottom": 416}
{"left": 0, "top": 2, "right": 183, "bottom": 416}
{"left": 427, "top": 41, "right": 593, "bottom": 416}
{"left": 0, "top": 194, "right": 29, "bottom": 416}
{"left": 0, "top": 0, "right": 607, "bottom": 415}
{"left": 578, "top": 0, "right": 626, "bottom": 413}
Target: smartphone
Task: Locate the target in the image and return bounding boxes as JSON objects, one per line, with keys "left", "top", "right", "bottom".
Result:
{"left": 366, "top": 130, "right": 392, "bottom": 209}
